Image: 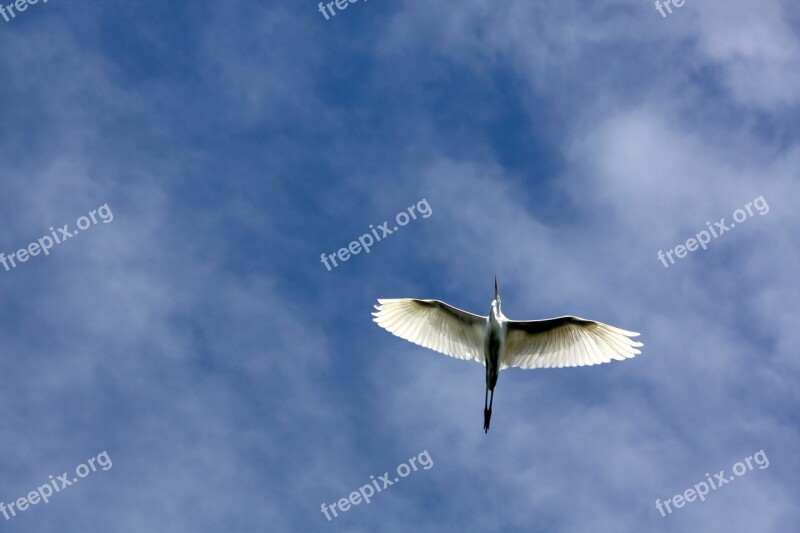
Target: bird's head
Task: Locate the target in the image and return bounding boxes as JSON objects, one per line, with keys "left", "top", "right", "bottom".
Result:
{"left": 494, "top": 276, "right": 501, "bottom": 305}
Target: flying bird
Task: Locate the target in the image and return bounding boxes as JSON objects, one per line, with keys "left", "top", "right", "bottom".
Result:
{"left": 372, "top": 278, "right": 643, "bottom": 432}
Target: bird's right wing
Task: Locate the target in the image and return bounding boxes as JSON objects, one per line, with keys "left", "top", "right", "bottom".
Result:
{"left": 502, "top": 316, "right": 642, "bottom": 369}
{"left": 372, "top": 299, "right": 487, "bottom": 364}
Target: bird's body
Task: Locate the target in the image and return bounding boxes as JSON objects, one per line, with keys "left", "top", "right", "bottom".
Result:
{"left": 484, "top": 297, "right": 505, "bottom": 390}
{"left": 483, "top": 290, "right": 506, "bottom": 431}
{"left": 373, "top": 278, "right": 643, "bottom": 432}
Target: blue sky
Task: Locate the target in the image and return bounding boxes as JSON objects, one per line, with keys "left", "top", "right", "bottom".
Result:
{"left": 0, "top": 0, "right": 798, "bottom": 531}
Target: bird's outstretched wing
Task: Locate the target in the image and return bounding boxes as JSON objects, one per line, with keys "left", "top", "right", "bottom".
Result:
{"left": 372, "top": 299, "right": 487, "bottom": 364}
{"left": 502, "top": 316, "right": 642, "bottom": 369}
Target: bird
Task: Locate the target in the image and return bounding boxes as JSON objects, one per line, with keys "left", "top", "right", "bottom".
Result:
{"left": 372, "top": 277, "right": 643, "bottom": 433}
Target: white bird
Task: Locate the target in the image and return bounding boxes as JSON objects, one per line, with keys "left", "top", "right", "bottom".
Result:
{"left": 373, "top": 277, "right": 643, "bottom": 432}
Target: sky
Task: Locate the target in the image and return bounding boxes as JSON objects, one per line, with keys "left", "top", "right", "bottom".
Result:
{"left": 0, "top": 0, "right": 798, "bottom": 531}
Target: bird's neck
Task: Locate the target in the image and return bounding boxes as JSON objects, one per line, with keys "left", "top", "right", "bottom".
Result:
{"left": 490, "top": 300, "right": 504, "bottom": 322}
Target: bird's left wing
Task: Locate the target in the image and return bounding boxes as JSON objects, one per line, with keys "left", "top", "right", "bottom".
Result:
{"left": 372, "top": 299, "right": 487, "bottom": 364}
{"left": 502, "top": 316, "right": 642, "bottom": 369}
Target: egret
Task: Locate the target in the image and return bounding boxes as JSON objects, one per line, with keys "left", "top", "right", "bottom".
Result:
{"left": 372, "top": 277, "right": 643, "bottom": 432}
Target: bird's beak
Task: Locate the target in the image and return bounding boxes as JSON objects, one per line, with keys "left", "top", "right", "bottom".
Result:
{"left": 494, "top": 276, "right": 498, "bottom": 299}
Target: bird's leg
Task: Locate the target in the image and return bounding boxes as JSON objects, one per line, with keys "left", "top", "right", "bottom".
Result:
{"left": 484, "top": 389, "right": 494, "bottom": 433}
{"left": 483, "top": 386, "right": 490, "bottom": 433}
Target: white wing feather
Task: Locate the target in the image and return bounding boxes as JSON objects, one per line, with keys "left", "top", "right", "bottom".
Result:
{"left": 502, "top": 316, "right": 642, "bottom": 369}
{"left": 372, "top": 299, "right": 487, "bottom": 364}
